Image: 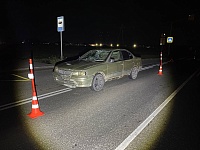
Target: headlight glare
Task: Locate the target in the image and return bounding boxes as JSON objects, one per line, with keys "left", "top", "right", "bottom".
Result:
{"left": 72, "top": 71, "right": 86, "bottom": 76}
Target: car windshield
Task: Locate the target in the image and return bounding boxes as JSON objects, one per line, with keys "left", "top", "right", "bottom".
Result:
{"left": 80, "top": 50, "right": 110, "bottom": 62}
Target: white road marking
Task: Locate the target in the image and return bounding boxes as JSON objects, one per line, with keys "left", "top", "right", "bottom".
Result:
{"left": 140, "top": 61, "right": 170, "bottom": 71}
{"left": 140, "top": 64, "right": 159, "bottom": 71}
{"left": 115, "top": 69, "right": 198, "bottom": 150}
{"left": 12, "top": 74, "right": 30, "bottom": 80}
{"left": 0, "top": 88, "right": 72, "bottom": 111}
{"left": 0, "top": 74, "right": 30, "bottom": 82}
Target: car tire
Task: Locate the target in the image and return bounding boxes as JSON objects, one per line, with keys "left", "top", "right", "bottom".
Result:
{"left": 91, "top": 73, "right": 105, "bottom": 91}
{"left": 129, "top": 67, "right": 138, "bottom": 79}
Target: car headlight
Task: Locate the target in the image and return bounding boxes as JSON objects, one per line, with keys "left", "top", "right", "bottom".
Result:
{"left": 54, "top": 66, "right": 59, "bottom": 72}
{"left": 72, "top": 71, "right": 87, "bottom": 76}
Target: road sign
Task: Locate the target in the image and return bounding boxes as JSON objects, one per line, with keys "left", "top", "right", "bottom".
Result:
{"left": 57, "top": 16, "right": 65, "bottom": 32}
{"left": 167, "top": 37, "right": 173, "bottom": 43}
{"left": 57, "top": 16, "right": 65, "bottom": 60}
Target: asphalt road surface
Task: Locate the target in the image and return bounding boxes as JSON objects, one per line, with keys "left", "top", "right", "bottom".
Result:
{"left": 0, "top": 58, "right": 200, "bottom": 150}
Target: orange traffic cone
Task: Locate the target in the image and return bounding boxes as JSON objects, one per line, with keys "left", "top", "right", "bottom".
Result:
{"left": 158, "top": 51, "right": 163, "bottom": 75}
{"left": 158, "top": 65, "right": 163, "bottom": 75}
{"left": 28, "top": 92, "right": 44, "bottom": 119}
{"left": 27, "top": 58, "right": 44, "bottom": 119}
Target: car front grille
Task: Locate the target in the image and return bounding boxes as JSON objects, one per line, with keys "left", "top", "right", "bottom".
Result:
{"left": 58, "top": 69, "right": 71, "bottom": 75}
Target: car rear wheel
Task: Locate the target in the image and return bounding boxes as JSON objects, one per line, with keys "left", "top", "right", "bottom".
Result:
{"left": 129, "top": 67, "right": 139, "bottom": 79}
{"left": 91, "top": 73, "right": 105, "bottom": 91}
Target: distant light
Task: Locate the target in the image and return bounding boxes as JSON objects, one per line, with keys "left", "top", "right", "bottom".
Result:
{"left": 95, "top": 43, "right": 98, "bottom": 46}
{"left": 43, "top": 42, "right": 50, "bottom": 45}
{"left": 110, "top": 44, "right": 113, "bottom": 47}
{"left": 117, "top": 44, "right": 119, "bottom": 47}
{"left": 89, "top": 44, "right": 96, "bottom": 47}
{"left": 133, "top": 44, "right": 137, "bottom": 48}
{"left": 99, "top": 43, "right": 102, "bottom": 47}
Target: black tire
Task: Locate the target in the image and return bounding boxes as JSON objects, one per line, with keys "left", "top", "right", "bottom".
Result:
{"left": 91, "top": 73, "right": 105, "bottom": 91}
{"left": 129, "top": 67, "right": 138, "bottom": 79}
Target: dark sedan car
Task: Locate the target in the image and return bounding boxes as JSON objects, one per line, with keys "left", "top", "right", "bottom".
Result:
{"left": 53, "top": 49, "right": 142, "bottom": 91}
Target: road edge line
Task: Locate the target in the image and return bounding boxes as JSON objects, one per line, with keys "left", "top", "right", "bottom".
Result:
{"left": 115, "top": 69, "right": 198, "bottom": 150}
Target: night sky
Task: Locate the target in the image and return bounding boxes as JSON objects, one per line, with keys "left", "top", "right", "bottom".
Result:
{"left": 1, "top": 0, "right": 199, "bottom": 45}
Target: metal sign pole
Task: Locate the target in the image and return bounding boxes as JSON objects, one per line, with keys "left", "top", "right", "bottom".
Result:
{"left": 57, "top": 16, "right": 65, "bottom": 60}
{"left": 60, "top": 31, "right": 63, "bottom": 60}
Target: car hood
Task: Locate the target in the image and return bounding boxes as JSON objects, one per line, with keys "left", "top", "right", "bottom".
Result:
{"left": 56, "top": 60, "right": 104, "bottom": 70}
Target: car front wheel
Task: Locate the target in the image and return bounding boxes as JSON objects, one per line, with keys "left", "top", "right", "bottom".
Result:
{"left": 91, "top": 73, "right": 105, "bottom": 91}
{"left": 129, "top": 67, "right": 139, "bottom": 79}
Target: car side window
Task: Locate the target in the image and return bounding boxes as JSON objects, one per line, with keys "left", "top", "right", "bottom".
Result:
{"left": 110, "top": 51, "right": 121, "bottom": 62}
{"left": 121, "top": 51, "right": 133, "bottom": 60}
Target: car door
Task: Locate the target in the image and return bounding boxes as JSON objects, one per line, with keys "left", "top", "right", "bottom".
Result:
{"left": 121, "top": 50, "right": 134, "bottom": 75}
{"left": 107, "top": 50, "right": 124, "bottom": 79}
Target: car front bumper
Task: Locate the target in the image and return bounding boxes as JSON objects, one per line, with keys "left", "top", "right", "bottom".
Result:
{"left": 53, "top": 72, "right": 93, "bottom": 88}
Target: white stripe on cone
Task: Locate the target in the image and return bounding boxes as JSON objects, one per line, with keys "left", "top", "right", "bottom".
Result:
{"left": 28, "top": 73, "right": 34, "bottom": 79}
{"left": 32, "top": 104, "right": 39, "bottom": 109}
{"left": 29, "top": 64, "right": 33, "bottom": 69}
